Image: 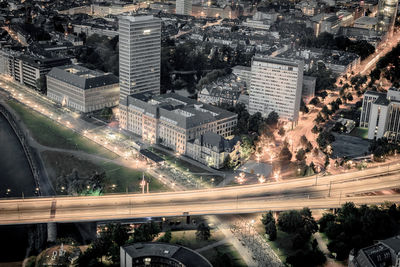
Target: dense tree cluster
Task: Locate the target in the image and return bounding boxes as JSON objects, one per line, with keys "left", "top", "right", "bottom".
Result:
{"left": 261, "top": 211, "right": 277, "bottom": 241}
{"left": 300, "top": 32, "right": 375, "bottom": 60}
{"left": 305, "top": 63, "right": 337, "bottom": 93}
{"left": 368, "top": 138, "right": 400, "bottom": 161}
{"left": 78, "top": 222, "right": 161, "bottom": 266}
{"left": 319, "top": 202, "right": 400, "bottom": 260}
{"left": 161, "top": 40, "right": 255, "bottom": 93}
{"left": 56, "top": 170, "right": 105, "bottom": 196}
{"left": 275, "top": 208, "right": 326, "bottom": 267}
{"left": 196, "top": 223, "right": 211, "bottom": 241}
{"left": 371, "top": 43, "right": 400, "bottom": 83}
{"left": 316, "top": 131, "right": 335, "bottom": 150}
{"left": 73, "top": 34, "right": 119, "bottom": 76}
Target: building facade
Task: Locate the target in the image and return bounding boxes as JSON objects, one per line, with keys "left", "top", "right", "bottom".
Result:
{"left": 232, "top": 65, "right": 252, "bottom": 87}
{"left": 186, "top": 132, "right": 241, "bottom": 169}
{"left": 249, "top": 56, "right": 304, "bottom": 125}
{"left": 176, "top": 0, "right": 192, "bottom": 15}
{"left": 119, "top": 92, "right": 237, "bottom": 157}
{"left": 360, "top": 88, "right": 400, "bottom": 142}
{"left": 47, "top": 65, "right": 119, "bottom": 113}
{"left": 118, "top": 15, "right": 161, "bottom": 103}
{"left": 376, "top": 0, "right": 398, "bottom": 35}
{"left": 0, "top": 49, "right": 71, "bottom": 91}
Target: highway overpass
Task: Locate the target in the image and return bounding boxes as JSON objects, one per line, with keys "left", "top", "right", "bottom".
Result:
{"left": 1, "top": 164, "right": 400, "bottom": 225}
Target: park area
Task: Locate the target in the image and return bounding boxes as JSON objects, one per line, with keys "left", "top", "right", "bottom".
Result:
{"left": 7, "top": 100, "right": 168, "bottom": 195}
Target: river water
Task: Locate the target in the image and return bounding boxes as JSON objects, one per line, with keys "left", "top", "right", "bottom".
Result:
{"left": 0, "top": 112, "right": 36, "bottom": 262}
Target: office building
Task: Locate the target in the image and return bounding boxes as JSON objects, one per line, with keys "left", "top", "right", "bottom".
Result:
{"left": 119, "top": 92, "right": 237, "bottom": 155}
{"left": 249, "top": 56, "right": 304, "bottom": 125}
{"left": 46, "top": 65, "right": 119, "bottom": 113}
{"left": 376, "top": 0, "right": 398, "bottom": 35}
{"left": 176, "top": 0, "right": 192, "bottom": 15}
{"left": 0, "top": 49, "right": 71, "bottom": 91}
{"left": 360, "top": 88, "right": 400, "bottom": 142}
{"left": 118, "top": 15, "right": 161, "bottom": 103}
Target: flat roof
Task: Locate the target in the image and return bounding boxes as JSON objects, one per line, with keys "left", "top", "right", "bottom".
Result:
{"left": 122, "top": 243, "right": 212, "bottom": 267}
{"left": 47, "top": 65, "right": 118, "bottom": 90}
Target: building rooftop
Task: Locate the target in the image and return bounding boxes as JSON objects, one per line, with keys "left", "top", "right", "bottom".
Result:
{"left": 354, "top": 16, "right": 377, "bottom": 26}
{"left": 127, "top": 92, "right": 237, "bottom": 129}
{"left": 122, "top": 242, "right": 212, "bottom": 267}
{"left": 192, "top": 132, "right": 240, "bottom": 152}
{"left": 253, "top": 55, "right": 302, "bottom": 68}
{"left": 47, "top": 64, "right": 118, "bottom": 89}
{"left": 380, "top": 235, "right": 400, "bottom": 254}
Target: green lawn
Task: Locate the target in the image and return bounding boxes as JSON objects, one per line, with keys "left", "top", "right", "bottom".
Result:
{"left": 169, "top": 229, "right": 224, "bottom": 250}
{"left": 349, "top": 127, "right": 369, "bottom": 139}
{"left": 200, "top": 244, "right": 247, "bottom": 267}
{"left": 41, "top": 151, "right": 168, "bottom": 195}
{"left": 255, "top": 221, "right": 298, "bottom": 263}
{"left": 7, "top": 100, "right": 118, "bottom": 159}
{"left": 101, "top": 161, "right": 168, "bottom": 193}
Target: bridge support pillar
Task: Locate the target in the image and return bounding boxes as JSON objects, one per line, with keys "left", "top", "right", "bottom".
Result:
{"left": 47, "top": 222, "right": 57, "bottom": 243}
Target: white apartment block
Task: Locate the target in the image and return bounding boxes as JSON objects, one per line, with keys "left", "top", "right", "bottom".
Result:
{"left": 249, "top": 56, "right": 304, "bottom": 125}
{"left": 47, "top": 65, "right": 119, "bottom": 113}
{"left": 119, "top": 92, "right": 237, "bottom": 155}
{"left": 118, "top": 15, "right": 161, "bottom": 103}
{"left": 360, "top": 88, "right": 400, "bottom": 142}
{"left": 176, "top": 0, "right": 192, "bottom": 15}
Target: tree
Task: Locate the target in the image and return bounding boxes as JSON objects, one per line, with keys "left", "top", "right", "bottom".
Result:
{"left": 278, "top": 126, "right": 285, "bottom": 136}
{"left": 317, "top": 131, "right": 335, "bottom": 150}
{"left": 159, "top": 230, "right": 172, "bottom": 243}
{"left": 300, "top": 135, "right": 308, "bottom": 146}
{"left": 296, "top": 148, "right": 306, "bottom": 161}
{"left": 300, "top": 98, "right": 309, "bottom": 113}
{"left": 36, "top": 76, "right": 47, "bottom": 94}
{"left": 346, "top": 93, "right": 353, "bottom": 101}
{"left": 309, "top": 97, "right": 320, "bottom": 106}
{"left": 196, "top": 223, "right": 211, "bottom": 241}
{"left": 318, "top": 213, "right": 336, "bottom": 233}
{"left": 131, "top": 221, "right": 160, "bottom": 243}
{"left": 266, "top": 111, "right": 279, "bottom": 127}
{"left": 279, "top": 145, "right": 292, "bottom": 162}
{"left": 311, "top": 125, "right": 320, "bottom": 134}
{"left": 261, "top": 211, "right": 274, "bottom": 226}
{"left": 314, "top": 113, "right": 325, "bottom": 124}
{"left": 248, "top": 112, "right": 263, "bottom": 133}
{"left": 265, "top": 221, "right": 277, "bottom": 241}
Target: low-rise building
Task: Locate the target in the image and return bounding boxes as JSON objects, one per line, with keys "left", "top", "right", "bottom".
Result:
{"left": 46, "top": 65, "right": 119, "bottom": 113}
{"left": 119, "top": 92, "right": 237, "bottom": 156}
{"left": 198, "top": 87, "right": 240, "bottom": 106}
{"left": 121, "top": 243, "right": 212, "bottom": 267}
{"left": 302, "top": 75, "right": 316, "bottom": 103}
{"left": 349, "top": 235, "right": 400, "bottom": 267}
{"left": 186, "top": 132, "right": 241, "bottom": 169}
{"left": 360, "top": 88, "right": 400, "bottom": 142}
{"left": 232, "top": 65, "right": 252, "bottom": 87}
{"left": 354, "top": 16, "right": 378, "bottom": 30}
{"left": 0, "top": 49, "right": 71, "bottom": 90}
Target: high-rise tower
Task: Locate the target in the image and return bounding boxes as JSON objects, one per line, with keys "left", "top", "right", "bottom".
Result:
{"left": 118, "top": 15, "right": 161, "bottom": 103}
{"left": 376, "top": 0, "right": 398, "bottom": 35}
{"left": 176, "top": 0, "right": 192, "bottom": 15}
{"left": 249, "top": 56, "right": 304, "bottom": 126}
